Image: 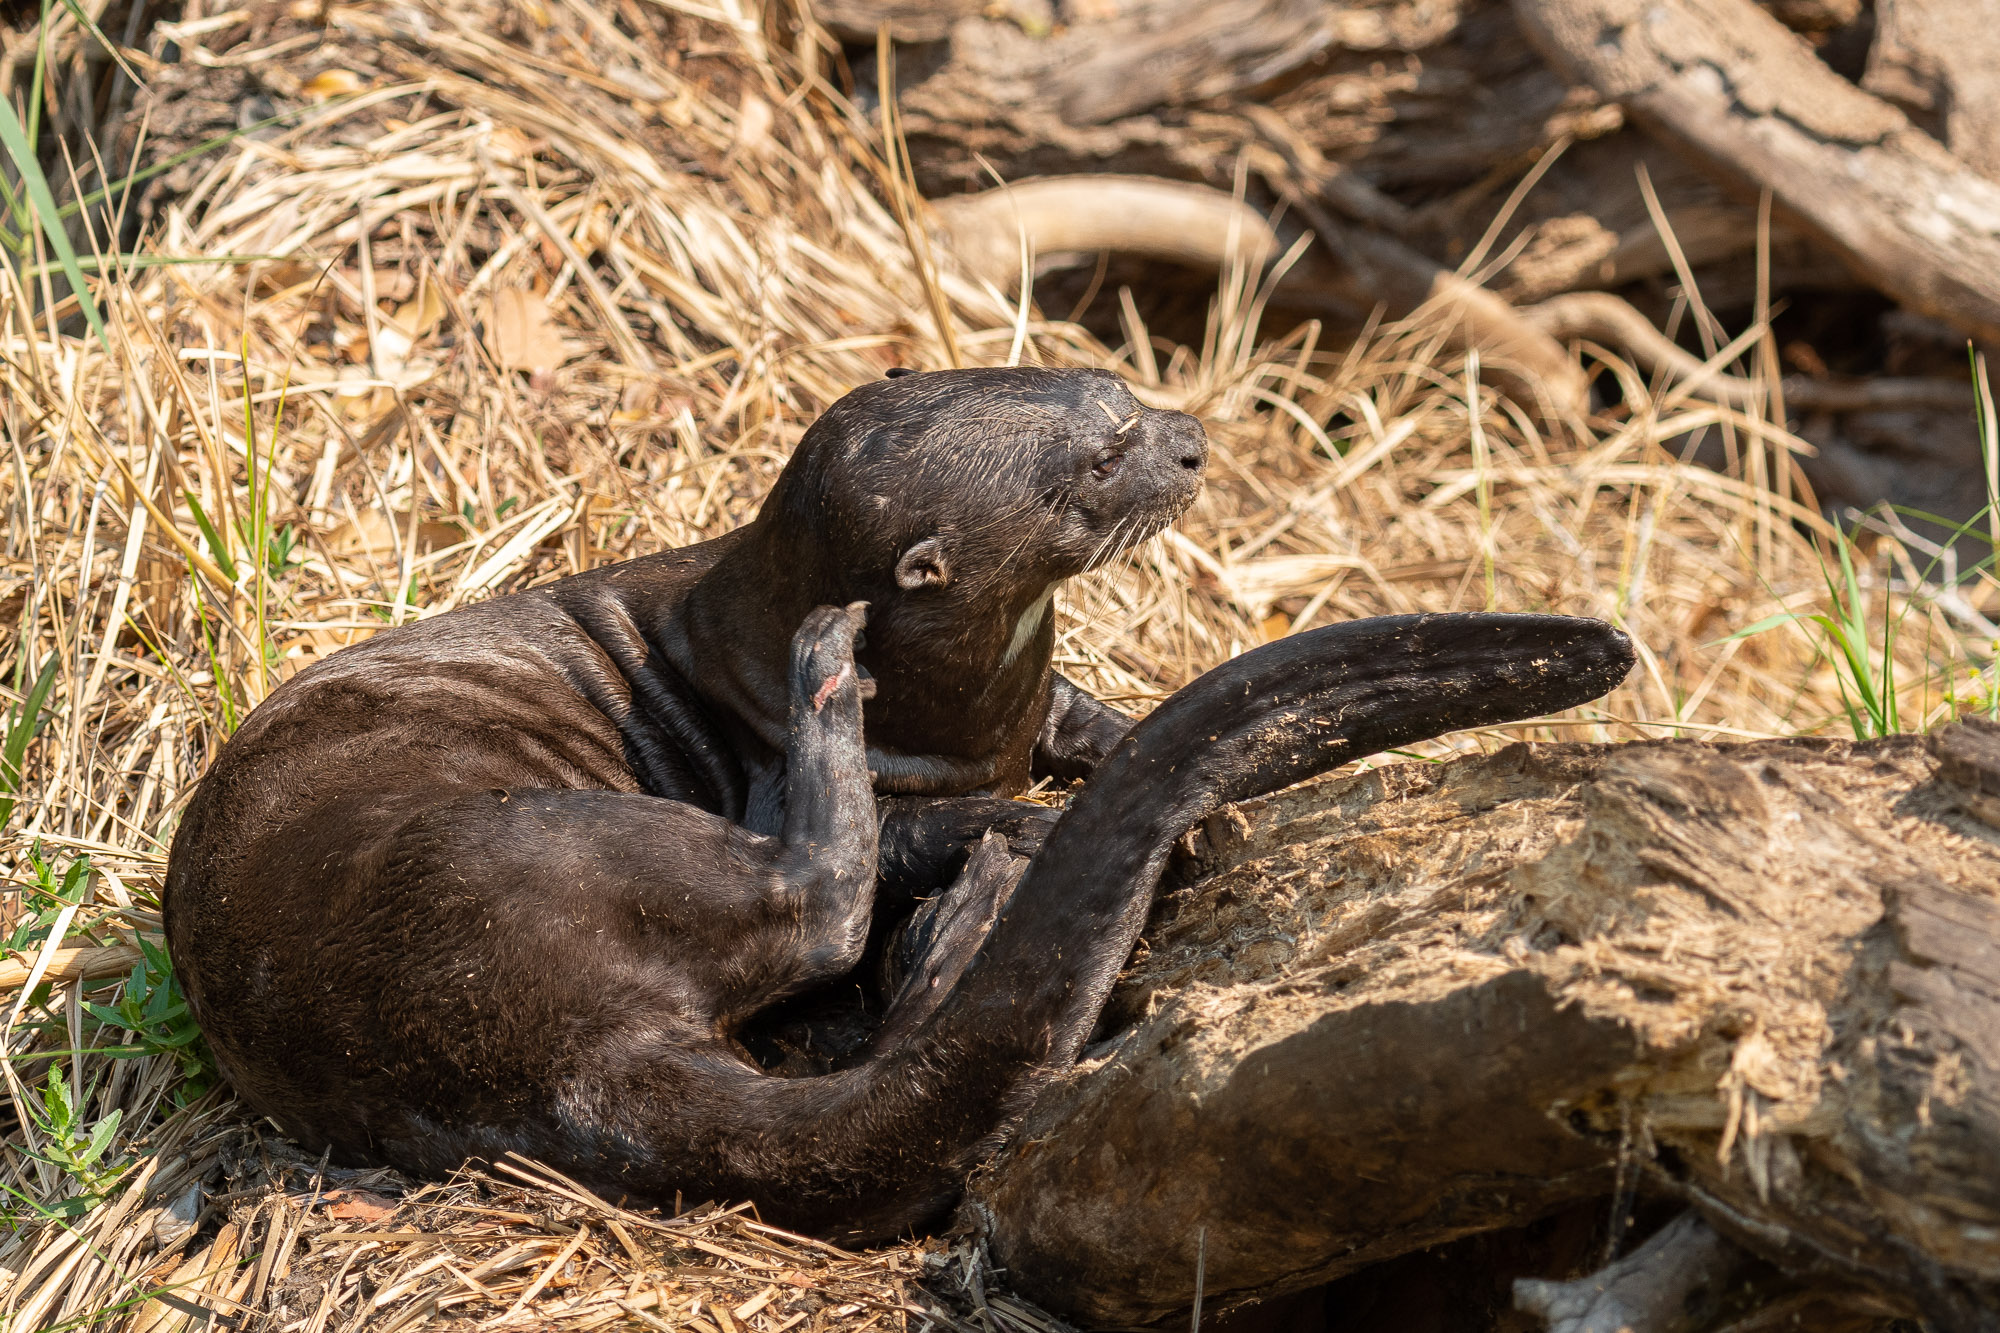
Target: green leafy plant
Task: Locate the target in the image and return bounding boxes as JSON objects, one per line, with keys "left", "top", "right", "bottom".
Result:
{"left": 1727, "top": 349, "right": 2000, "bottom": 738}
{"left": 256, "top": 521, "right": 303, "bottom": 581}
{"left": 372, "top": 572, "right": 424, "bottom": 623}
{"left": 0, "top": 0, "right": 308, "bottom": 355}
{"left": 85, "top": 936, "right": 216, "bottom": 1105}
{"left": 19, "top": 1071, "right": 128, "bottom": 1215}
{"left": 4, "top": 845, "right": 96, "bottom": 957}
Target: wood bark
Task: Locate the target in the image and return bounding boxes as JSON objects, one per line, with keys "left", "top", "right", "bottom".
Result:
{"left": 1864, "top": 0, "right": 2000, "bottom": 184}
{"left": 888, "top": 0, "right": 1602, "bottom": 200}
{"left": 1511, "top": 0, "right": 2000, "bottom": 346}
{"left": 965, "top": 723, "right": 2000, "bottom": 1329}
{"left": 1512, "top": 1213, "right": 1748, "bottom": 1333}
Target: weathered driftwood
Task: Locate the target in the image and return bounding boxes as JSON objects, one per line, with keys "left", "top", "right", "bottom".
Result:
{"left": 928, "top": 172, "right": 1768, "bottom": 418}
{"left": 1864, "top": 0, "right": 2000, "bottom": 184}
{"left": 928, "top": 176, "right": 1279, "bottom": 291}
{"left": 964, "top": 723, "right": 2000, "bottom": 1328}
{"left": 887, "top": 0, "right": 1604, "bottom": 204}
{"left": 1512, "top": 0, "right": 2000, "bottom": 346}
{"left": 884, "top": 0, "right": 2000, "bottom": 453}
{"left": 887, "top": 1, "right": 1862, "bottom": 418}
{"left": 886, "top": 0, "right": 1427, "bottom": 141}
{"left": 1513, "top": 1213, "right": 1747, "bottom": 1333}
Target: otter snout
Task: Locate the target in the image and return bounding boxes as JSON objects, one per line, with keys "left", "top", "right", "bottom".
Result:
{"left": 1067, "top": 403, "right": 1208, "bottom": 571}
{"left": 1140, "top": 407, "right": 1209, "bottom": 476}
{"left": 1121, "top": 405, "right": 1208, "bottom": 514}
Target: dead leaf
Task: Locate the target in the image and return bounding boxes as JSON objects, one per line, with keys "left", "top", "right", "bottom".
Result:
{"left": 375, "top": 279, "right": 449, "bottom": 376}
{"left": 331, "top": 509, "right": 464, "bottom": 559}
{"left": 489, "top": 288, "right": 570, "bottom": 375}
{"left": 394, "top": 283, "right": 447, "bottom": 336}
{"left": 322, "top": 1190, "right": 398, "bottom": 1222}
{"left": 301, "top": 69, "right": 366, "bottom": 101}
{"left": 338, "top": 266, "right": 414, "bottom": 303}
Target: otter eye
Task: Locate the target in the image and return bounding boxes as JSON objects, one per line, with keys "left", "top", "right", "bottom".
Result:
{"left": 1092, "top": 450, "right": 1123, "bottom": 478}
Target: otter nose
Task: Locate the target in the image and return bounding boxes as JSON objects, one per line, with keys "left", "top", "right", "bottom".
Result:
{"left": 1158, "top": 409, "right": 1209, "bottom": 474}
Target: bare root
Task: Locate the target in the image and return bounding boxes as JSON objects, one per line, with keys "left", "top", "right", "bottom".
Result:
{"left": 1514, "top": 1213, "right": 1745, "bottom": 1333}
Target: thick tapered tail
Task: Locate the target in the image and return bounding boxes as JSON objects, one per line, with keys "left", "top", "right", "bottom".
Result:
{"left": 733, "top": 613, "right": 1632, "bottom": 1241}
{"left": 965, "top": 612, "right": 1633, "bottom": 1052}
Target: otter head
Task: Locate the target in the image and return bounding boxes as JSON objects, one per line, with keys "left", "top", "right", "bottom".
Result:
{"left": 799, "top": 365, "right": 1206, "bottom": 593}
{"left": 703, "top": 366, "right": 1208, "bottom": 792}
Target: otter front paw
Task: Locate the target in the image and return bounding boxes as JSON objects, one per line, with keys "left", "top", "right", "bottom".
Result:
{"left": 791, "top": 602, "right": 876, "bottom": 717}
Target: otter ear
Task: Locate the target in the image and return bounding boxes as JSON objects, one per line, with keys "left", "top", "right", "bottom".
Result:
{"left": 895, "top": 537, "right": 952, "bottom": 590}
{"left": 884, "top": 366, "right": 916, "bottom": 379}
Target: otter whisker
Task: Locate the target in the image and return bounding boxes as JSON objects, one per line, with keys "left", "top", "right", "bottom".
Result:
{"left": 1081, "top": 515, "right": 1124, "bottom": 573}
{"left": 1085, "top": 513, "right": 1138, "bottom": 573}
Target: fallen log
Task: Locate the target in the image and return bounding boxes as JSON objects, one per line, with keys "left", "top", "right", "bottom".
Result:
{"left": 966, "top": 722, "right": 2000, "bottom": 1328}
{"left": 1864, "top": 0, "right": 2000, "bottom": 184}
{"left": 1512, "top": 1213, "right": 1749, "bottom": 1333}
{"left": 928, "top": 175, "right": 1279, "bottom": 291}
{"left": 1512, "top": 0, "right": 2000, "bottom": 346}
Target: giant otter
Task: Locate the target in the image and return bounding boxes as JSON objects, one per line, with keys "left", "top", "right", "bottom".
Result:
{"left": 164, "top": 366, "right": 1633, "bottom": 1241}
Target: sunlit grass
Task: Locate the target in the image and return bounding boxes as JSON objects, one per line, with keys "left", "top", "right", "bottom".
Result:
{"left": 0, "top": 0, "right": 1992, "bottom": 1323}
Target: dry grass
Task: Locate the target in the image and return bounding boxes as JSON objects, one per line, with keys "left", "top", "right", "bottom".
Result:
{"left": 0, "top": 0, "right": 1994, "bottom": 1327}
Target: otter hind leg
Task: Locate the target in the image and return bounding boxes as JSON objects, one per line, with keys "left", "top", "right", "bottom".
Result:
{"left": 869, "top": 831, "right": 1023, "bottom": 1055}
{"left": 288, "top": 603, "right": 884, "bottom": 1179}
{"left": 1032, "top": 674, "right": 1131, "bottom": 782}
{"left": 875, "top": 796, "right": 1055, "bottom": 909}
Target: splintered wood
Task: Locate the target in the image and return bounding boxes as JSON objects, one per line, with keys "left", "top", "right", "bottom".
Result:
{"left": 973, "top": 724, "right": 2000, "bottom": 1326}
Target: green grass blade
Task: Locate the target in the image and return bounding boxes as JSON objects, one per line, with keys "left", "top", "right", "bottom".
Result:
{"left": 58, "top": 103, "right": 323, "bottom": 224}
{"left": 0, "top": 170, "right": 25, "bottom": 240}
{"left": 1974, "top": 347, "right": 2000, "bottom": 558}
{"left": 0, "top": 95, "right": 108, "bottom": 349}
{"left": 0, "top": 653, "right": 60, "bottom": 826}
{"left": 187, "top": 578, "right": 238, "bottom": 735}
{"left": 118, "top": 612, "right": 217, "bottom": 742}
{"left": 51, "top": 0, "right": 140, "bottom": 84}
{"left": 26, "top": 0, "right": 51, "bottom": 153}
{"left": 1713, "top": 611, "right": 1801, "bottom": 645}
{"left": 16, "top": 253, "right": 285, "bottom": 279}
{"left": 182, "top": 491, "right": 239, "bottom": 584}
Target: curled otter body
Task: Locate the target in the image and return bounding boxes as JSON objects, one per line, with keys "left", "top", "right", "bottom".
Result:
{"left": 164, "top": 367, "right": 1634, "bottom": 1240}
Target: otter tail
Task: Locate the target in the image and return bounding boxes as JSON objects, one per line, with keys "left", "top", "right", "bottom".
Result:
{"left": 728, "top": 613, "right": 1633, "bottom": 1240}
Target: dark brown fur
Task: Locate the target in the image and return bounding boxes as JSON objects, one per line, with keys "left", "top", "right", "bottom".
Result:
{"left": 163, "top": 367, "right": 1634, "bottom": 1242}
{"left": 165, "top": 368, "right": 1200, "bottom": 1221}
